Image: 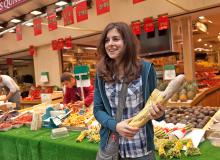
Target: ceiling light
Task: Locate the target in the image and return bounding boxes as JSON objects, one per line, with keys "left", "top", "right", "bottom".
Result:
{"left": 31, "top": 10, "right": 42, "bottom": 16}
{"left": 208, "top": 20, "right": 213, "bottom": 23}
{"left": 84, "top": 47, "right": 97, "bottom": 50}
{"left": 197, "top": 38, "right": 202, "bottom": 42}
{"left": 218, "top": 35, "right": 220, "bottom": 41}
{"left": 10, "top": 18, "right": 21, "bottom": 23}
{"left": 63, "top": 54, "right": 72, "bottom": 57}
{"left": 8, "top": 29, "right": 15, "bottom": 33}
{"left": 0, "top": 26, "right": 3, "bottom": 29}
{"left": 196, "top": 22, "right": 207, "bottom": 32}
{"left": 25, "top": 22, "right": 33, "bottom": 27}
{"left": 209, "top": 45, "right": 213, "bottom": 48}
{"left": 204, "top": 44, "right": 208, "bottom": 46}
{"left": 55, "top": 1, "right": 68, "bottom": 6}
{"left": 199, "top": 16, "right": 205, "bottom": 20}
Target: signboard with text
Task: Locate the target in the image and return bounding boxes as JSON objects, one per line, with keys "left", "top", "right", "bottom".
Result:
{"left": 0, "top": 0, "right": 27, "bottom": 14}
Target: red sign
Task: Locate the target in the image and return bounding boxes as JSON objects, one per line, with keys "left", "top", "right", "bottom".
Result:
{"left": 65, "top": 37, "right": 72, "bottom": 48}
{"left": 96, "top": 0, "right": 110, "bottom": 15}
{"left": 47, "top": 11, "right": 57, "bottom": 31}
{"left": 33, "top": 18, "right": 42, "bottom": 36}
{"left": 6, "top": 58, "right": 13, "bottom": 65}
{"left": 76, "top": 1, "right": 88, "bottom": 22}
{"left": 52, "top": 40, "right": 58, "bottom": 50}
{"left": 144, "top": 17, "right": 154, "bottom": 33}
{"left": 131, "top": 21, "right": 141, "bottom": 35}
{"left": 62, "top": 5, "right": 74, "bottom": 26}
{"left": 158, "top": 15, "right": 169, "bottom": 30}
{"left": 16, "top": 24, "right": 22, "bottom": 41}
{"left": 29, "top": 45, "right": 36, "bottom": 56}
{"left": 133, "top": 0, "right": 145, "bottom": 4}
{"left": 57, "top": 38, "right": 65, "bottom": 50}
{"left": 0, "top": 0, "right": 27, "bottom": 14}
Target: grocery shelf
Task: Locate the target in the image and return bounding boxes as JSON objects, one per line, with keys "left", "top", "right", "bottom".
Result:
{"left": 167, "top": 85, "right": 220, "bottom": 107}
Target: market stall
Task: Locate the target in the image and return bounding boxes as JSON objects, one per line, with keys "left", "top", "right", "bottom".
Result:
{"left": 20, "top": 91, "right": 63, "bottom": 109}
{"left": 0, "top": 127, "right": 220, "bottom": 160}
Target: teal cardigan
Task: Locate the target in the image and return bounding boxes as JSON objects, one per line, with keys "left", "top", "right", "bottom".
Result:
{"left": 93, "top": 61, "right": 164, "bottom": 151}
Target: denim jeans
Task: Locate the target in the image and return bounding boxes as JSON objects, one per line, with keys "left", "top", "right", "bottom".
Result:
{"left": 8, "top": 91, "right": 20, "bottom": 110}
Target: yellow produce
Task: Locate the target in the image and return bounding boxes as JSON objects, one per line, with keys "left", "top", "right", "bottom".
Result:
{"left": 76, "top": 130, "right": 89, "bottom": 142}
{"left": 129, "top": 75, "right": 185, "bottom": 128}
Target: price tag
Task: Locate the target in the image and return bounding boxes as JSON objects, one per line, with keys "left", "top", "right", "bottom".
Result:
{"left": 163, "top": 65, "right": 176, "bottom": 80}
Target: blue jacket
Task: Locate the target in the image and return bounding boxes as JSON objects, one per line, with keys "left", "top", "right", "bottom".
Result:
{"left": 93, "top": 61, "right": 164, "bottom": 151}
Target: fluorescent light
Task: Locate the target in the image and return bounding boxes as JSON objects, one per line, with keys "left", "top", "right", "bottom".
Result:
{"left": 84, "top": 47, "right": 97, "bottom": 50}
{"left": 204, "top": 44, "right": 208, "bottom": 46}
{"left": 209, "top": 45, "right": 213, "bottom": 48}
{"left": 208, "top": 20, "right": 213, "bottom": 23}
{"left": 10, "top": 19, "right": 21, "bottom": 23}
{"left": 55, "top": 1, "right": 68, "bottom": 6}
{"left": 31, "top": 10, "right": 42, "bottom": 15}
{"left": 199, "top": 16, "right": 205, "bottom": 20}
{"left": 197, "top": 38, "right": 202, "bottom": 42}
{"left": 8, "top": 29, "right": 15, "bottom": 33}
{"left": 63, "top": 54, "right": 72, "bottom": 57}
{"left": 25, "top": 22, "right": 33, "bottom": 27}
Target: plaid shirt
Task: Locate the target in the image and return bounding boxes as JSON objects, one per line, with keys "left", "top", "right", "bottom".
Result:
{"left": 105, "top": 76, "right": 148, "bottom": 158}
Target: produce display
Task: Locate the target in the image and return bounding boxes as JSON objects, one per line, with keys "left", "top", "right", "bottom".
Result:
{"left": 76, "top": 120, "right": 100, "bottom": 143}
{"left": 155, "top": 138, "right": 201, "bottom": 159}
{"left": 0, "top": 110, "right": 19, "bottom": 122}
{"left": 154, "top": 122, "right": 193, "bottom": 139}
{"left": 170, "top": 81, "right": 198, "bottom": 102}
{"left": 0, "top": 122, "right": 12, "bottom": 131}
{"left": 165, "top": 106, "right": 219, "bottom": 128}
{"left": 15, "top": 114, "right": 33, "bottom": 124}
{"left": 129, "top": 75, "right": 185, "bottom": 128}
{"left": 0, "top": 111, "right": 32, "bottom": 131}
{"left": 62, "top": 111, "right": 93, "bottom": 128}
{"left": 198, "top": 79, "right": 220, "bottom": 88}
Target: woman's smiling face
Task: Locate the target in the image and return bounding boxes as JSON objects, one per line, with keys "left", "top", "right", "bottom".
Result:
{"left": 105, "top": 28, "right": 125, "bottom": 61}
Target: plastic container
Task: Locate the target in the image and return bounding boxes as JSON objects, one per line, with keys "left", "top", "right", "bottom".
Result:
{"left": 209, "top": 123, "right": 220, "bottom": 132}
{"left": 12, "top": 123, "right": 23, "bottom": 129}
{"left": 0, "top": 123, "right": 12, "bottom": 132}
{"left": 51, "top": 127, "right": 69, "bottom": 139}
{"left": 207, "top": 132, "right": 220, "bottom": 147}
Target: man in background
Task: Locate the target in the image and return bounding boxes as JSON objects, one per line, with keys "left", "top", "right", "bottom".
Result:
{"left": 0, "top": 74, "right": 20, "bottom": 110}
{"left": 61, "top": 72, "right": 94, "bottom": 108}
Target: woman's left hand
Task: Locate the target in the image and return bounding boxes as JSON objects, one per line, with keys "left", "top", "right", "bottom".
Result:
{"left": 148, "top": 103, "right": 165, "bottom": 120}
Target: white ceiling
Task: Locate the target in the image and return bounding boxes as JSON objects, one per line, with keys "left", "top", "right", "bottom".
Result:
{"left": 1, "top": 0, "right": 220, "bottom": 55}
{"left": 191, "top": 7, "right": 220, "bottom": 51}
{"left": 0, "top": 0, "right": 57, "bottom": 22}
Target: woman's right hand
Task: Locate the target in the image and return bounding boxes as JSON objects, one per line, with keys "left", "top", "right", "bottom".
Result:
{"left": 116, "top": 119, "right": 140, "bottom": 139}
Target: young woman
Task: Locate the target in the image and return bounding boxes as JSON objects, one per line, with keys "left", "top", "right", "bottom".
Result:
{"left": 94, "top": 22, "right": 165, "bottom": 160}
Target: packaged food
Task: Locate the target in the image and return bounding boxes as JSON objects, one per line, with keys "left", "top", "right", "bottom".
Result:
{"left": 207, "top": 132, "right": 220, "bottom": 147}
{"left": 0, "top": 122, "right": 12, "bottom": 131}
{"left": 51, "top": 127, "right": 69, "bottom": 139}
{"left": 209, "top": 123, "right": 220, "bottom": 132}
{"left": 11, "top": 121, "right": 23, "bottom": 128}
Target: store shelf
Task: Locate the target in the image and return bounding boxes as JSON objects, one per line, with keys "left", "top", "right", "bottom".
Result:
{"left": 20, "top": 92, "right": 63, "bottom": 108}
{"left": 140, "top": 50, "right": 179, "bottom": 58}
{"left": 167, "top": 85, "right": 220, "bottom": 107}
{"left": 203, "top": 109, "right": 220, "bottom": 130}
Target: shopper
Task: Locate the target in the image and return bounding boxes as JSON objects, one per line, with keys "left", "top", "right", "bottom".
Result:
{"left": 94, "top": 22, "right": 165, "bottom": 160}
{"left": 0, "top": 74, "right": 20, "bottom": 110}
{"left": 61, "top": 72, "right": 94, "bottom": 108}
